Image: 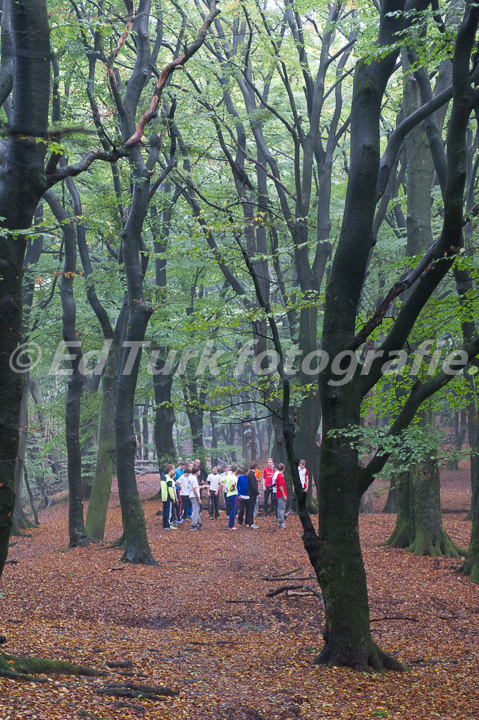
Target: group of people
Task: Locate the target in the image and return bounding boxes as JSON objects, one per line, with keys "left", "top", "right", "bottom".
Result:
{"left": 159, "top": 456, "right": 310, "bottom": 532}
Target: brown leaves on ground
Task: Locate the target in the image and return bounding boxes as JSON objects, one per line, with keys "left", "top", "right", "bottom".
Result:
{"left": 1, "top": 469, "right": 478, "bottom": 720}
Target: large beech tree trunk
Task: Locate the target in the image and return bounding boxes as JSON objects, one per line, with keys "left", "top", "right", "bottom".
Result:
{"left": 11, "top": 373, "right": 35, "bottom": 534}
{"left": 407, "top": 460, "right": 463, "bottom": 557}
{"left": 292, "top": 0, "right": 479, "bottom": 670}
{"left": 0, "top": 0, "right": 50, "bottom": 579}
{"left": 153, "top": 363, "right": 176, "bottom": 465}
{"left": 384, "top": 430, "right": 463, "bottom": 558}
{"left": 112, "top": 0, "right": 217, "bottom": 564}
{"left": 383, "top": 54, "right": 461, "bottom": 557}
{"left": 85, "top": 328, "right": 122, "bottom": 541}
{"left": 45, "top": 191, "right": 88, "bottom": 547}
{"left": 314, "top": 388, "right": 405, "bottom": 671}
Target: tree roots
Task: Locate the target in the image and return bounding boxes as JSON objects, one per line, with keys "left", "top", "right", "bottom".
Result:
{"left": 313, "top": 638, "right": 407, "bottom": 673}
{"left": 0, "top": 650, "right": 102, "bottom": 681}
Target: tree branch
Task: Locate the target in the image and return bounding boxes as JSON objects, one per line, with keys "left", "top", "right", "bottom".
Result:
{"left": 123, "top": 0, "right": 220, "bottom": 148}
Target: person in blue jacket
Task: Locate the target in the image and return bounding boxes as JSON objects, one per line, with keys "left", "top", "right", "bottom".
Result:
{"left": 236, "top": 468, "right": 250, "bottom": 527}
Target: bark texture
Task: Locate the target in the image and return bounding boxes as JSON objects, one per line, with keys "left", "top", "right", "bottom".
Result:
{"left": 0, "top": 0, "right": 50, "bottom": 579}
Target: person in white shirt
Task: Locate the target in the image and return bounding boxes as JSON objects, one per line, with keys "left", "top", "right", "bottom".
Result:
{"left": 189, "top": 469, "right": 208, "bottom": 529}
{"left": 188, "top": 469, "right": 203, "bottom": 530}
{"left": 207, "top": 465, "right": 221, "bottom": 519}
{"left": 291, "top": 459, "right": 309, "bottom": 513}
{"left": 179, "top": 467, "right": 191, "bottom": 521}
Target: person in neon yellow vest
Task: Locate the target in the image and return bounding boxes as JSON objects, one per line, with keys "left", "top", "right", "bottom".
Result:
{"left": 221, "top": 465, "right": 239, "bottom": 530}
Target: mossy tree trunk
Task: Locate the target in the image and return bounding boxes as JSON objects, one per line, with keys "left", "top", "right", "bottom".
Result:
{"left": 311, "top": 377, "right": 406, "bottom": 671}
{"left": 245, "top": 0, "right": 479, "bottom": 673}
{"left": 407, "top": 460, "right": 463, "bottom": 557}
{"left": 458, "top": 396, "right": 479, "bottom": 580}
{"left": 296, "top": 0, "right": 478, "bottom": 669}
{"left": 384, "top": 412, "right": 463, "bottom": 557}
{"left": 383, "top": 472, "right": 414, "bottom": 547}
{"left": 85, "top": 329, "right": 122, "bottom": 541}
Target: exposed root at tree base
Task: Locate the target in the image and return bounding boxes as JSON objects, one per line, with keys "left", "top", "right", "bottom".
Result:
{"left": 0, "top": 650, "right": 102, "bottom": 681}
{"left": 120, "top": 546, "right": 158, "bottom": 566}
{"left": 313, "top": 640, "right": 407, "bottom": 673}
{"left": 406, "top": 532, "right": 465, "bottom": 558}
{"left": 381, "top": 520, "right": 413, "bottom": 549}
{"left": 109, "top": 533, "right": 125, "bottom": 548}
{"left": 455, "top": 556, "right": 479, "bottom": 583}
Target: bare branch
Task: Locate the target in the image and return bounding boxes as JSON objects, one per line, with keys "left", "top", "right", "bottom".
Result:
{"left": 124, "top": 0, "right": 220, "bottom": 148}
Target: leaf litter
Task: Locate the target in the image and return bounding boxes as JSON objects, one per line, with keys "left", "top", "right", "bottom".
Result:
{"left": 1, "top": 469, "right": 478, "bottom": 719}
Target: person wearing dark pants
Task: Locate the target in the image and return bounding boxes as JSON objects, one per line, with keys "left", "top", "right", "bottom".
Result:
{"left": 222, "top": 466, "right": 239, "bottom": 530}
{"left": 228, "top": 493, "right": 238, "bottom": 529}
{"left": 246, "top": 464, "right": 259, "bottom": 528}
{"left": 262, "top": 458, "right": 274, "bottom": 515}
{"left": 236, "top": 469, "right": 250, "bottom": 526}
{"left": 161, "top": 465, "right": 177, "bottom": 530}
{"left": 207, "top": 465, "right": 221, "bottom": 519}
{"left": 291, "top": 459, "right": 309, "bottom": 513}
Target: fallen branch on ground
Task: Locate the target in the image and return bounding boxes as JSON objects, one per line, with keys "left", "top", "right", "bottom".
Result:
{"left": 94, "top": 682, "right": 179, "bottom": 701}
{"left": 262, "top": 575, "right": 315, "bottom": 582}
{"left": 370, "top": 616, "right": 418, "bottom": 622}
{"left": 261, "top": 568, "right": 301, "bottom": 580}
{"left": 266, "top": 584, "right": 324, "bottom": 602}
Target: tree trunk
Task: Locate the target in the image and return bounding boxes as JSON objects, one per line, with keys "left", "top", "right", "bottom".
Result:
{"left": 382, "top": 476, "right": 398, "bottom": 513}
{"left": 315, "top": 425, "right": 404, "bottom": 670}
{"left": 153, "top": 353, "right": 176, "bottom": 464}
{"left": 210, "top": 412, "right": 219, "bottom": 466}
{"left": 384, "top": 413, "right": 462, "bottom": 557}
{"left": 142, "top": 404, "right": 149, "bottom": 460}
{"left": 407, "top": 460, "right": 463, "bottom": 557}
{"left": 458, "top": 397, "right": 479, "bottom": 580}
{"left": 115, "top": 303, "right": 156, "bottom": 565}
{"left": 299, "top": 409, "right": 405, "bottom": 671}
{"left": 186, "top": 406, "right": 204, "bottom": 460}
{"left": 0, "top": 0, "right": 50, "bottom": 580}
{"left": 85, "top": 333, "right": 121, "bottom": 541}
{"left": 12, "top": 373, "right": 35, "bottom": 533}
{"left": 383, "top": 472, "right": 414, "bottom": 547}
{"left": 29, "top": 379, "right": 54, "bottom": 507}
{"left": 45, "top": 190, "right": 88, "bottom": 547}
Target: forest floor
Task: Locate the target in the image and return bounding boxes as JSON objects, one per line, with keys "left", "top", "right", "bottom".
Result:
{"left": 1, "top": 469, "right": 478, "bottom": 720}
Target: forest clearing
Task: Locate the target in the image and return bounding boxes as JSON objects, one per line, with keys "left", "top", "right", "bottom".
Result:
{"left": 1, "top": 470, "right": 477, "bottom": 720}
{"left": 3, "top": 1, "right": 479, "bottom": 715}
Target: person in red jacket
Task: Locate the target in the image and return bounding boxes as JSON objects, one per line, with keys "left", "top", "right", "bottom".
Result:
{"left": 262, "top": 457, "right": 275, "bottom": 516}
{"left": 275, "top": 463, "right": 287, "bottom": 529}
